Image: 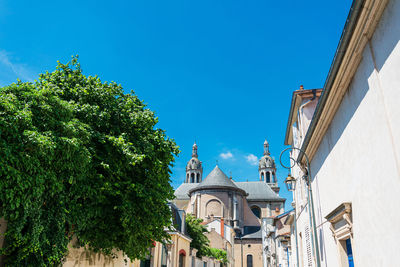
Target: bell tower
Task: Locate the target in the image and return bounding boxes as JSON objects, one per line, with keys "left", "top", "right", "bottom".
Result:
{"left": 186, "top": 142, "right": 203, "bottom": 183}
{"left": 258, "top": 140, "right": 279, "bottom": 193}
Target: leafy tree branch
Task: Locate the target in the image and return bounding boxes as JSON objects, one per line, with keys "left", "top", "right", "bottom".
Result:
{"left": 0, "top": 56, "right": 179, "bottom": 266}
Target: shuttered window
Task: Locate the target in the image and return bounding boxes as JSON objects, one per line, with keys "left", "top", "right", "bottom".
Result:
{"left": 305, "top": 226, "right": 312, "bottom": 266}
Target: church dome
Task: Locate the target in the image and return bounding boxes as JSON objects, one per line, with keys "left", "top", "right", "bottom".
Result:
{"left": 259, "top": 155, "right": 275, "bottom": 169}
{"left": 259, "top": 139, "right": 275, "bottom": 169}
{"left": 189, "top": 165, "right": 246, "bottom": 195}
{"left": 186, "top": 157, "right": 202, "bottom": 170}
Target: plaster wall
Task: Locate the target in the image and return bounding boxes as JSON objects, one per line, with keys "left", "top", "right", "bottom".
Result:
{"left": 168, "top": 234, "right": 191, "bottom": 267}
{"left": 241, "top": 197, "right": 262, "bottom": 227}
{"left": 309, "top": 1, "right": 400, "bottom": 266}
{"left": 276, "top": 239, "right": 289, "bottom": 267}
{"left": 191, "top": 191, "right": 231, "bottom": 221}
{"left": 63, "top": 245, "right": 134, "bottom": 267}
{"left": 190, "top": 190, "right": 260, "bottom": 228}
{"left": 63, "top": 233, "right": 191, "bottom": 267}
{"left": 234, "top": 239, "right": 263, "bottom": 267}
{"left": 247, "top": 201, "right": 269, "bottom": 218}
{"left": 299, "top": 98, "right": 319, "bottom": 143}
{"left": 174, "top": 199, "right": 190, "bottom": 211}
{"left": 206, "top": 219, "right": 234, "bottom": 244}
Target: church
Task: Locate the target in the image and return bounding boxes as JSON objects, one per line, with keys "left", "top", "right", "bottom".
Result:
{"left": 174, "top": 141, "right": 285, "bottom": 267}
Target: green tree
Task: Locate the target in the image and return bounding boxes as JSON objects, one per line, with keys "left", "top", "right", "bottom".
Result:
{"left": 185, "top": 214, "right": 209, "bottom": 257}
{"left": 0, "top": 57, "right": 179, "bottom": 266}
{"left": 185, "top": 214, "right": 228, "bottom": 265}
{"left": 207, "top": 247, "right": 228, "bottom": 265}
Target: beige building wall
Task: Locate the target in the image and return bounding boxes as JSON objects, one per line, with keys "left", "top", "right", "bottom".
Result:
{"left": 241, "top": 197, "right": 261, "bottom": 227}
{"left": 63, "top": 246, "right": 134, "bottom": 267}
{"left": 63, "top": 232, "right": 191, "bottom": 267}
{"left": 189, "top": 191, "right": 261, "bottom": 229}
{"left": 234, "top": 239, "right": 263, "bottom": 267}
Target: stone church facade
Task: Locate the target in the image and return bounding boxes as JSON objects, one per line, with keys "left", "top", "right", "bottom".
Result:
{"left": 174, "top": 141, "right": 285, "bottom": 267}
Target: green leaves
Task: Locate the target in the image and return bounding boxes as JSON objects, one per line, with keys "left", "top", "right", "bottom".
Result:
{"left": 185, "top": 214, "right": 210, "bottom": 257}
{"left": 207, "top": 247, "right": 228, "bottom": 264}
{"left": 0, "top": 56, "right": 178, "bottom": 266}
{"left": 185, "top": 214, "right": 228, "bottom": 264}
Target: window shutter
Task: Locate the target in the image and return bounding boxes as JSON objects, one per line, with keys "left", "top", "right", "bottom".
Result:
{"left": 305, "top": 226, "right": 313, "bottom": 266}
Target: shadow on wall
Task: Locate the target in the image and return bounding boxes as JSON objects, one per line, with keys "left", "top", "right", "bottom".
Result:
{"left": 372, "top": 0, "right": 400, "bottom": 72}
{"left": 310, "top": 49, "right": 374, "bottom": 177}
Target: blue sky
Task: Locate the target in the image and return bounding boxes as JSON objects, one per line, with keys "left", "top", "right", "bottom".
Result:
{"left": 0, "top": 0, "right": 352, "bottom": 210}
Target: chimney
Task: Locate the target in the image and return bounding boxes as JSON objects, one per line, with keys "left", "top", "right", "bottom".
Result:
{"left": 299, "top": 85, "right": 304, "bottom": 90}
{"left": 220, "top": 218, "right": 225, "bottom": 238}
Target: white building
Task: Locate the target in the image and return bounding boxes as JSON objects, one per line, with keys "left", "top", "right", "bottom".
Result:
{"left": 284, "top": 0, "right": 400, "bottom": 266}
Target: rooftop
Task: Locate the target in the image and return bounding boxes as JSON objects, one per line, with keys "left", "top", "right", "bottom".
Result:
{"left": 188, "top": 166, "right": 246, "bottom": 195}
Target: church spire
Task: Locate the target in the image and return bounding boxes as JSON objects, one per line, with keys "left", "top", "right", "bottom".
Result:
{"left": 263, "top": 139, "right": 270, "bottom": 155}
{"left": 192, "top": 142, "right": 198, "bottom": 158}
{"left": 186, "top": 142, "right": 202, "bottom": 183}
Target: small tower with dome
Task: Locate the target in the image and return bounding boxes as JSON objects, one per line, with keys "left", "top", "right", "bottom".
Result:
{"left": 186, "top": 142, "right": 203, "bottom": 183}
{"left": 259, "top": 140, "right": 279, "bottom": 193}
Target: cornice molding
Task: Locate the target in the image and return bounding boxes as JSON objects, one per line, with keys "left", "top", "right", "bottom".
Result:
{"left": 299, "top": 0, "right": 388, "bottom": 163}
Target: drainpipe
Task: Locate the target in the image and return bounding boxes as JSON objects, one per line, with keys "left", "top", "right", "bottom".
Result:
{"left": 294, "top": 207, "right": 300, "bottom": 267}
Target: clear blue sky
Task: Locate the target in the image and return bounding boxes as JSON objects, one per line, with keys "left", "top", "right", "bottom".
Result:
{"left": 0, "top": 0, "right": 352, "bottom": 210}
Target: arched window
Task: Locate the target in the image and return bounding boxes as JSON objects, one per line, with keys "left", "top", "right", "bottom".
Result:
{"left": 247, "top": 254, "right": 253, "bottom": 267}
{"left": 179, "top": 249, "right": 186, "bottom": 267}
{"left": 261, "top": 172, "right": 264, "bottom": 181}
{"left": 161, "top": 245, "right": 168, "bottom": 267}
{"left": 191, "top": 173, "right": 195, "bottom": 183}
{"left": 187, "top": 173, "right": 189, "bottom": 182}
{"left": 251, "top": 206, "right": 261, "bottom": 219}
{"left": 206, "top": 199, "right": 222, "bottom": 217}
{"left": 266, "top": 172, "right": 271, "bottom": 183}
{"left": 197, "top": 173, "right": 200, "bottom": 183}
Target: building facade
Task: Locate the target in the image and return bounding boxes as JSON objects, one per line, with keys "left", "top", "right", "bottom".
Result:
{"left": 284, "top": 0, "right": 400, "bottom": 266}
{"left": 174, "top": 142, "right": 285, "bottom": 267}
{"left": 63, "top": 203, "right": 193, "bottom": 267}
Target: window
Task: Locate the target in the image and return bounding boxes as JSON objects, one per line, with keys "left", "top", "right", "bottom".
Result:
{"left": 251, "top": 206, "right": 261, "bottom": 218}
{"left": 191, "top": 173, "right": 195, "bottom": 183}
{"left": 197, "top": 173, "right": 200, "bottom": 183}
{"left": 345, "top": 239, "right": 354, "bottom": 267}
{"left": 261, "top": 172, "right": 264, "bottom": 181}
{"left": 179, "top": 250, "right": 186, "bottom": 267}
{"left": 179, "top": 254, "right": 185, "bottom": 267}
{"left": 247, "top": 254, "right": 253, "bottom": 267}
{"left": 325, "top": 203, "right": 353, "bottom": 267}
{"left": 266, "top": 172, "right": 271, "bottom": 183}
{"left": 140, "top": 248, "right": 151, "bottom": 267}
{"left": 161, "top": 245, "right": 167, "bottom": 267}
{"left": 140, "top": 260, "right": 150, "bottom": 267}
{"left": 206, "top": 200, "right": 222, "bottom": 217}
{"left": 305, "top": 226, "right": 312, "bottom": 266}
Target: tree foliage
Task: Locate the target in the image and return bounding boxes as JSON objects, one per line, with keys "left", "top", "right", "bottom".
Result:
{"left": 0, "top": 57, "right": 179, "bottom": 266}
{"left": 207, "top": 247, "right": 228, "bottom": 265}
{"left": 185, "top": 214, "right": 228, "bottom": 264}
{"left": 185, "top": 214, "right": 210, "bottom": 257}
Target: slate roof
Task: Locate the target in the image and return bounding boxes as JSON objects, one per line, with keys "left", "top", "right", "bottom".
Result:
{"left": 188, "top": 166, "right": 246, "bottom": 195}
{"left": 241, "top": 229, "right": 262, "bottom": 239}
{"left": 197, "top": 166, "right": 238, "bottom": 188}
{"left": 235, "top": 181, "right": 285, "bottom": 201}
{"left": 174, "top": 183, "right": 198, "bottom": 200}
{"left": 174, "top": 169, "right": 285, "bottom": 201}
